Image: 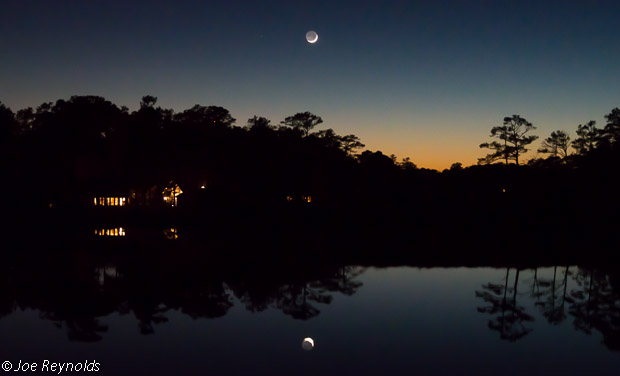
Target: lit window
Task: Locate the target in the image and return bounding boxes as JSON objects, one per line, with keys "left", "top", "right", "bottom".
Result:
{"left": 106, "top": 197, "right": 111, "bottom": 206}
{"left": 286, "top": 196, "right": 293, "bottom": 202}
{"left": 120, "top": 197, "right": 126, "bottom": 206}
{"left": 94, "top": 198, "right": 97, "bottom": 205}
{"left": 95, "top": 227, "right": 126, "bottom": 237}
{"left": 114, "top": 197, "right": 118, "bottom": 206}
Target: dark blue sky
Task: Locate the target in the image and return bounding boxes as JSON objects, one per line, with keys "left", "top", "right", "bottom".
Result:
{"left": 1, "top": 0, "right": 619, "bottom": 168}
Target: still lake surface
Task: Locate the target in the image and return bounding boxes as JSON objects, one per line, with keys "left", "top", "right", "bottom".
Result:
{"left": 1, "top": 229, "right": 619, "bottom": 375}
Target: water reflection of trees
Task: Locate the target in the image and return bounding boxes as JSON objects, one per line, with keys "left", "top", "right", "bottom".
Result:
{"left": 566, "top": 267, "right": 620, "bottom": 351}
{"left": 0, "top": 257, "right": 365, "bottom": 341}
{"left": 229, "top": 266, "right": 365, "bottom": 320}
{"left": 535, "top": 266, "right": 570, "bottom": 325}
{"left": 476, "top": 268, "right": 534, "bottom": 341}
{"left": 476, "top": 266, "right": 620, "bottom": 351}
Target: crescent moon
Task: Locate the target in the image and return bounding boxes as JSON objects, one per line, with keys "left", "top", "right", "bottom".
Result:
{"left": 302, "top": 337, "right": 315, "bottom": 350}
{"left": 306, "top": 31, "right": 318, "bottom": 44}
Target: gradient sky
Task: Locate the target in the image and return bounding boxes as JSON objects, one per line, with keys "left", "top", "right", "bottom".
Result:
{"left": 1, "top": 0, "right": 619, "bottom": 169}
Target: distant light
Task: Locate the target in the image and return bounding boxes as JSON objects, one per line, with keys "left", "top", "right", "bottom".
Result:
{"left": 200, "top": 185, "right": 206, "bottom": 189}
{"left": 302, "top": 337, "right": 314, "bottom": 351}
{"left": 502, "top": 188, "right": 506, "bottom": 193}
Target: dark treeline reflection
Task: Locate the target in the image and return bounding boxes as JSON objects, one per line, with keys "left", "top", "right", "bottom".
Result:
{"left": 476, "top": 266, "right": 620, "bottom": 351}
{"left": 0, "top": 246, "right": 365, "bottom": 341}
{"left": 3, "top": 238, "right": 620, "bottom": 352}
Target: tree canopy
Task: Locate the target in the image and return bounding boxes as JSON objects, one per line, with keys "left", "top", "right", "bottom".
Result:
{"left": 281, "top": 112, "right": 323, "bottom": 137}
{"left": 538, "top": 130, "right": 570, "bottom": 158}
{"left": 479, "top": 115, "right": 538, "bottom": 165}
{"left": 572, "top": 121, "right": 599, "bottom": 155}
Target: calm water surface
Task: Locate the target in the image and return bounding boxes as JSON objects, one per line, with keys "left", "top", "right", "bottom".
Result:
{"left": 1, "top": 231, "right": 619, "bottom": 375}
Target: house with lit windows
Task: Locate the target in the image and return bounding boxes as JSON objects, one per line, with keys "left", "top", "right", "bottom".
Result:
{"left": 89, "top": 181, "right": 184, "bottom": 209}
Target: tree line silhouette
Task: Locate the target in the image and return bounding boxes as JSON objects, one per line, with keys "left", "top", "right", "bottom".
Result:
{"left": 1, "top": 96, "right": 620, "bottom": 254}
{"left": 478, "top": 110, "right": 620, "bottom": 166}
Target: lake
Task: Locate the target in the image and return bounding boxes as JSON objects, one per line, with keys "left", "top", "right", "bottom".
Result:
{"left": 1, "top": 227, "right": 619, "bottom": 375}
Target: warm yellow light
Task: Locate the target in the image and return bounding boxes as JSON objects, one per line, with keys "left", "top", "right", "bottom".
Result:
{"left": 94, "top": 198, "right": 97, "bottom": 205}
{"left": 502, "top": 188, "right": 506, "bottom": 193}
{"left": 164, "top": 196, "right": 169, "bottom": 201}
{"left": 164, "top": 228, "right": 179, "bottom": 240}
{"left": 95, "top": 227, "right": 125, "bottom": 237}
{"left": 286, "top": 196, "right": 293, "bottom": 202}
{"left": 200, "top": 185, "right": 206, "bottom": 189}
{"left": 120, "top": 197, "right": 126, "bottom": 206}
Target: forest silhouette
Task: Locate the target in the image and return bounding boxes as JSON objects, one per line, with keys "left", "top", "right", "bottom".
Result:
{"left": 1, "top": 96, "right": 620, "bottom": 260}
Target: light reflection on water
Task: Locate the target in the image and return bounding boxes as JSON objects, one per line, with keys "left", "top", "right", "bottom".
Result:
{"left": 163, "top": 228, "right": 178, "bottom": 240}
